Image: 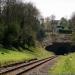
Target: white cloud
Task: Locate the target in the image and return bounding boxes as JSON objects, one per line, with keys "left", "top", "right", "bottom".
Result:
{"left": 23, "top": 0, "right": 75, "bottom": 19}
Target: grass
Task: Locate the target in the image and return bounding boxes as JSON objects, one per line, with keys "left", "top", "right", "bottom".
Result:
{"left": 30, "top": 47, "right": 53, "bottom": 59}
{"left": 0, "top": 47, "right": 53, "bottom": 67}
{"left": 0, "top": 48, "right": 35, "bottom": 67}
{"left": 49, "top": 53, "right": 75, "bottom": 75}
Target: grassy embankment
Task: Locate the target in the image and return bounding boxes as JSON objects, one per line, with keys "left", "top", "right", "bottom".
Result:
{"left": 49, "top": 53, "right": 75, "bottom": 75}
{"left": 0, "top": 47, "right": 53, "bottom": 67}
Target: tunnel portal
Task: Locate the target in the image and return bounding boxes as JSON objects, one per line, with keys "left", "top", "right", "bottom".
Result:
{"left": 45, "top": 42, "right": 75, "bottom": 55}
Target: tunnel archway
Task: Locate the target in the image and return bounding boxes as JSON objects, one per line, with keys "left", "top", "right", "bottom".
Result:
{"left": 45, "top": 42, "right": 73, "bottom": 55}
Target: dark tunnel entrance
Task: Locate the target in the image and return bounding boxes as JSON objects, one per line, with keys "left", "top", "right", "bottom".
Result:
{"left": 45, "top": 43, "right": 75, "bottom": 55}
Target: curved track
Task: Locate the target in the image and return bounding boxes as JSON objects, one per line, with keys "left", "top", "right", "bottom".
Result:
{"left": 0, "top": 56, "right": 58, "bottom": 75}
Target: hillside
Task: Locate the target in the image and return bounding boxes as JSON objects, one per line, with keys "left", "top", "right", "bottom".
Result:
{"left": 0, "top": 47, "right": 53, "bottom": 67}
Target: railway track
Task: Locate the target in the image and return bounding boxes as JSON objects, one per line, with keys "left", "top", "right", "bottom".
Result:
{"left": 0, "top": 56, "right": 57, "bottom": 75}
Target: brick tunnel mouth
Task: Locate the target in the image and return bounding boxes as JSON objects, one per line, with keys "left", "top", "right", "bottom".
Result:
{"left": 45, "top": 42, "right": 75, "bottom": 55}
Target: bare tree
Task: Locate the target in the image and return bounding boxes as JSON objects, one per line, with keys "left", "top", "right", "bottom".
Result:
{"left": 50, "top": 15, "right": 56, "bottom": 42}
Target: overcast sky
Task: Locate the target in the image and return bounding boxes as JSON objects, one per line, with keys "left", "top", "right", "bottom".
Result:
{"left": 23, "top": 0, "right": 75, "bottom": 20}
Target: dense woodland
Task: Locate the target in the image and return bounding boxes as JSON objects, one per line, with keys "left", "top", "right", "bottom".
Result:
{"left": 0, "top": 0, "right": 46, "bottom": 48}
{"left": 0, "top": 0, "right": 75, "bottom": 49}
